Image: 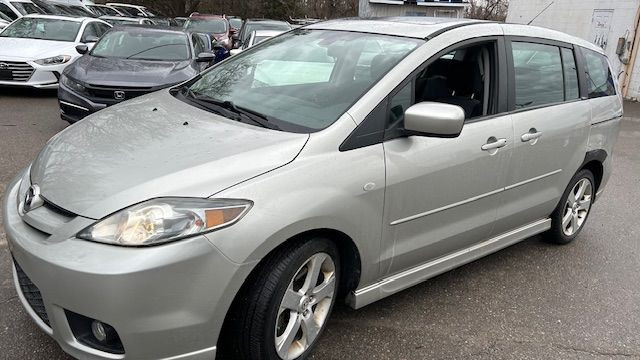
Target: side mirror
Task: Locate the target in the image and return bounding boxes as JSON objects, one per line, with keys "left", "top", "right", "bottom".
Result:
{"left": 84, "top": 35, "right": 100, "bottom": 43}
{"left": 404, "top": 102, "right": 465, "bottom": 137}
{"left": 196, "top": 52, "right": 215, "bottom": 63}
{"left": 76, "top": 44, "right": 89, "bottom": 55}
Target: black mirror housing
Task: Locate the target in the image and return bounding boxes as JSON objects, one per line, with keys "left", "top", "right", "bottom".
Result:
{"left": 196, "top": 52, "right": 215, "bottom": 63}
{"left": 76, "top": 44, "right": 89, "bottom": 55}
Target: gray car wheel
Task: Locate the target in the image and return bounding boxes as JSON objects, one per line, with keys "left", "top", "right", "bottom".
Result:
{"left": 546, "top": 169, "right": 596, "bottom": 245}
{"left": 220, "top": 237, "right": 340, "bottom": 360}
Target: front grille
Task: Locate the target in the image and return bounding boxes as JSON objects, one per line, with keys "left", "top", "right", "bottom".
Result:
{"left": 13, "top": 259, "right": 50, "bottom": 327}
{"left": 85, "top": 84, "right": 154, "bottom": 102}
{"left": 0, "top": 61, "right": 35, "bottom": 82}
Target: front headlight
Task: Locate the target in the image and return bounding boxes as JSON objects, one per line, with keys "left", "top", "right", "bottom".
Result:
{"left": 77, "top": 198, "right": 252, "bottom": 247}
{"left": 34, "top": 55, "right": 72, "bottom": 66}
{"left": 60, "top": 74, "right": 87, "bottom": 94}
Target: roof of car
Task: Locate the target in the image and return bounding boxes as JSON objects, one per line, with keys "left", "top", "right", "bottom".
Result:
{"left": 23, "top": 13, "right": 93, "bottom": 22}
{"left": 306, "top": 17, "right": 603, "bottom": 54}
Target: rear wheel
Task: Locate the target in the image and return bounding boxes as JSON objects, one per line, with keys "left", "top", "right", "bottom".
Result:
{"left": 546, "top": 169, "right": 595, "bottom": 244}
{"left": 223, "top": 238, "right": 339, "bottom": 360}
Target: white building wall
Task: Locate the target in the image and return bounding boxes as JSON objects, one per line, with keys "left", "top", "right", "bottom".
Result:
{"left": 358, "top": 0, "right": 465, "bottom": 18}
{"left": 507, "top": 0, "right": 640, "bottom": 99}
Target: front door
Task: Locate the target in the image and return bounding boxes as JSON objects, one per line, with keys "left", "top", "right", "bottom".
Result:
{"left": 381, "top": 38, "right": 513, "bottom": 275}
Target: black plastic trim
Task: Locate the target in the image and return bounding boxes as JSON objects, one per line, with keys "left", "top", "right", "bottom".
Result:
{"left": 425, "top": 21, "right": 491, "bottom": 41}
{"left": 582, "top": 149, "right": 608, "bottom": 166}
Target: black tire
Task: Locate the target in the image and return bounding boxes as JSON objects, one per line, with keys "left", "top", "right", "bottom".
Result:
{"left": 545, "top": 169, "right": 596, "bottom": 245}
{"left": 220, "top": 237, "right": 340, "bottom": 360}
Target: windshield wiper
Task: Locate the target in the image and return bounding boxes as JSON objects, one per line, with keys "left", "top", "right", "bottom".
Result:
{"left": 182, "top": 89, "right": 280, "bottom": 130}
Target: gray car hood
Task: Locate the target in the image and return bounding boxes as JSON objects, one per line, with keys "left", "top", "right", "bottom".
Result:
{"left": 31, "top": 90, "right": 309, "bottom": 219}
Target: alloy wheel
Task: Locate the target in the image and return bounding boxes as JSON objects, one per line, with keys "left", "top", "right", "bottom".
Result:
{"left": 562, "top": 178, "right": 593, "bottom": 236}
{"left": 274, "top": 253, "right": 336, "bottom": 360}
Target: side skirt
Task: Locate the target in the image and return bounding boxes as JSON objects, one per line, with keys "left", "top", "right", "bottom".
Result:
{"left": 347, "top": 218, "right": 551, "bottom": 309}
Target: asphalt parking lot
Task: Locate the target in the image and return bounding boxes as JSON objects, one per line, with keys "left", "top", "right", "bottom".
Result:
{"left": 0, "top": 89, "right": 639, "bottom": 360}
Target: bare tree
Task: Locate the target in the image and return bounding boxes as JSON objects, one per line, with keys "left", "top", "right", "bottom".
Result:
{"left": 466, "top": 0, "right": 508, "bottom": 21}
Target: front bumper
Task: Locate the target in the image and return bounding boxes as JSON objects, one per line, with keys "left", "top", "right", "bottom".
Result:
{"left": 58, "top": 82, "right": 107, "bottom": 123}
{"left": 3, "top": 176, "right": 253, "bottom": 359}
{"left": 0, "top": 60, "right": 68, "bottom": 89}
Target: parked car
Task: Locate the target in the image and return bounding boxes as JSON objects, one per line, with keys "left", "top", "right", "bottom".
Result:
{"left": 105, "top": 2, "right": 157, "bottom": 17}
{"left": 230, "top": 29, "right": 284, "bottom": 56}
{"left": 100, "top": 15, "right": 153, "bottom": 26}
{"left": 174, "top": 16, "right": 187, "bottom": 26}
{"left": 4, "top": 18, "right": 622, "bottom": 360}
{"left": 227, "top": 15, "right": 242, "bottom": 32}
{"left": 235, "top": 18, "right": 291, "bottom": 49}
{"left": 0, "top": 14, "right": 110, "bottom": 88}
{"left": 58, "top": 26, "right": 225, "bottom": 122}
{"left": 86, "top": 4, "right": 123, "bottom": 17}
{"left": 0, "top": 0, "right": 42, "bottom": 21}
{"left": 184, "top": 14, "right": 232, "bottom": 49}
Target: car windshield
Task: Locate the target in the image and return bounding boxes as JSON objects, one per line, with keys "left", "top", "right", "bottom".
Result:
{"left": 228, "top": 18, "right": 242, "bottom": 28}
{"left": 184, "top": 29, "right": 422, "bottom": 132}
{"left": 10, "top": 2, "right": 42, "bottom": 15}
{"left": 91, "top": 29, "right": 190, "bottom": 61}
{"left": 112, "top": 6, "right": 137, "bottom": 16}
{"left": 0, "top": 17, "right": 80, "bottom": 41}
{"left": 0, "top": 11, "right": 11, "bottom": 21}
{"left": 185, "top": 18, "right": 226, "bottom": 34}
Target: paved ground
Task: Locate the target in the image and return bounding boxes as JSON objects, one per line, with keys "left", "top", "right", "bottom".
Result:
{"left": 0, "top": 89, "right": 639, "bottom": 360}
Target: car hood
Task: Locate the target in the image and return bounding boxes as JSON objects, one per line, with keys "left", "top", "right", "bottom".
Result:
{"left": 0, "top": 38, "right": 76, "bottom": 60}
{"left": 30, "top": 90, "right": 309, "bottom": 219}
{"left": 67, "top": 55, "right": 195, "bottom": 87}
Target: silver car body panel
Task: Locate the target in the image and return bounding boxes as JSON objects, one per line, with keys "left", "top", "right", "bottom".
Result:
{"left": 2, "top": 18, "right": 623, "bottom": 360}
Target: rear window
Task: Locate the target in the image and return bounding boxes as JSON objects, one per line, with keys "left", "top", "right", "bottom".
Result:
{"left": 583, "top": 48, "right": 616, "bottom": 98}
{"left": 511, "top": 42, "right": 564, "bottom": 109}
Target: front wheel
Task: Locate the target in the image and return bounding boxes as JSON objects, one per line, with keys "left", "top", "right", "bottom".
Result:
{"left": 546, "top": 169, "right": 595, "bottom": 244}
{"left": 223, "top": 238, "right": 340, "bottom": 360}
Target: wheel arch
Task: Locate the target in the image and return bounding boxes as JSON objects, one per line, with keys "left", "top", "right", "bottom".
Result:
{"left": 579, "top": 149, "right": 607, "bottom": 197}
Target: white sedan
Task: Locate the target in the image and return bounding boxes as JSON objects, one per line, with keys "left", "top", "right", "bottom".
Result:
{"left": 0, "top": 14, "right": 111, "bottom": 88}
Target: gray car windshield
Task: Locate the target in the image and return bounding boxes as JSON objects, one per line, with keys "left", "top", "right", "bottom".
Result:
{"left": 92, "top": 30, "right": 190, "bottom": 61}
{"left": 184, "top": 18, "right": 226, "bottom": 34}
{"left": 0, "top": 17, "right": 80, "bottom": 41}
{"left": 186, "top": 29, "right": 423, "bottom": 132}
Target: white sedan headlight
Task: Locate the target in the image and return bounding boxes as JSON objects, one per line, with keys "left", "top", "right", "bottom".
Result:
{"left": 34, "top": 55, "right": 72, "bottom": 66}
{"left": 77, "top": 198, "right": 252, "bottom": 246}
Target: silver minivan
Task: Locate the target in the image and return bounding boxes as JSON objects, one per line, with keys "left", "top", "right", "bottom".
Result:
{"left": 3, "top": 18, "right": 623, "bottom": 360}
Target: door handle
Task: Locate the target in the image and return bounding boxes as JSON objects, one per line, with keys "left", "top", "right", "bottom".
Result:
{"left": 521, "top": 129, "right": 543, "bottom": 142}
{"left": 481, "top": 137, "right": 508, "bottom": 151}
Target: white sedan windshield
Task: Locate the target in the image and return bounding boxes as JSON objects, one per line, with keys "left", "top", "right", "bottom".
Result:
{"left": 188, "top": 29, "right": 423, "bottom": 132}
{"left": 0, "top": 17, "right": 81, "bottom": 42}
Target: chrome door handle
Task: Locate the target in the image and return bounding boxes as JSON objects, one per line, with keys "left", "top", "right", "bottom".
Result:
{"left": 521, "top": 130, "right": 543, "bottom": 142}
{"left": 481, "top": 138, "right": 508, "bottom": 151}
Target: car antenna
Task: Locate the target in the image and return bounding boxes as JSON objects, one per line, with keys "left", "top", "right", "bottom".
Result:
{"left": 527, "top": 1, "right": 554, "bottom": 25}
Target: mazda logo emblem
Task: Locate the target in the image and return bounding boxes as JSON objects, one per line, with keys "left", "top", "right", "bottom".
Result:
{"left": 23, "top": 184, "right": 44, "bottom": 213}
{"left": 114, "top": 91, "right": 126, "bottom": 100}
{"left": 0, "top": 63, "right": 8, "bottom": 70}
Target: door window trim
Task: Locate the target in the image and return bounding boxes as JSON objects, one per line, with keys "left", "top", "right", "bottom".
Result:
{"left": 505, "top": 36, "right": 588, "bottom": 114}
{"left": 340, "top": 36, "right": 508, "bottom": 152}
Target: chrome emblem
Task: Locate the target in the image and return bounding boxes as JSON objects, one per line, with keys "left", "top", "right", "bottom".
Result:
{"left": 23, "top": 184, "right": 44, "bottom": 213}
{"left": 114, "top": 91, "right": 126, "bottom": 100}
{"left": 0, "top": 63, "right": 8, "bottom": 70}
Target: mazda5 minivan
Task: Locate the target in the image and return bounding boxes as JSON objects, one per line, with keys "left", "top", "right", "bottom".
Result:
{"left": 3, "top": 18, "right": 623, "bottom": 360}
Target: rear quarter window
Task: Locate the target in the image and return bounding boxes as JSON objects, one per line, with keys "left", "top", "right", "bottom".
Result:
{"left": 582, "top": 48, "right": 616, "bottom": 98}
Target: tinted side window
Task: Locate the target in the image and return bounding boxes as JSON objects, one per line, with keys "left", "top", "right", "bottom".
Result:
{"left": 512, "top": 42, "right": 564, "bottom": 109}
{"left": 192, "top": 34, "right": 206, "bottom": 54}
{"left": 0, "top": 4, "right": 17, "bottom": 20}
{"left": 95, "top": 23, "right": 111, "bottom": 37}
{"left": 561, "top": 48, "right": 579, "bottom": 100}
{"left": 81, "top": 23, "right": 99, "bottom": 42}
{"left": 388, "top": 81, "right": 412, "bottom": 129}
{"left": 583, "top": 49, "right": 616, "bottom": 98}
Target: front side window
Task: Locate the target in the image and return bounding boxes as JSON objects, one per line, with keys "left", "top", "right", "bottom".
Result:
{"left": 0, "top": 3, "right": 17, "bottom": 20}
{"left": 512, "top": 42, "right": 564, "bottom": 109}
{"left": 184, "top": 19, "right": 227, "bottom": 34}
{"left": 185, "top": 29, "right": 422, "bottom": 132}
{"left": 10, "top": 2, "right": 42, "bottom": 15}
{"left": 0, "top": 17, "right": 81, "bottom": 41}
{"left": 583, "top": 48, "right": 616, "bottom": 98}
{"left": 91, "top": 30, "right": 190, "bottom": 61}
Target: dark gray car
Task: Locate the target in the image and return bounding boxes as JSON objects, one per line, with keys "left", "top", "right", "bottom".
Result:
{"left": 58, "top": 26, "right": 220, "bottom": 123}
